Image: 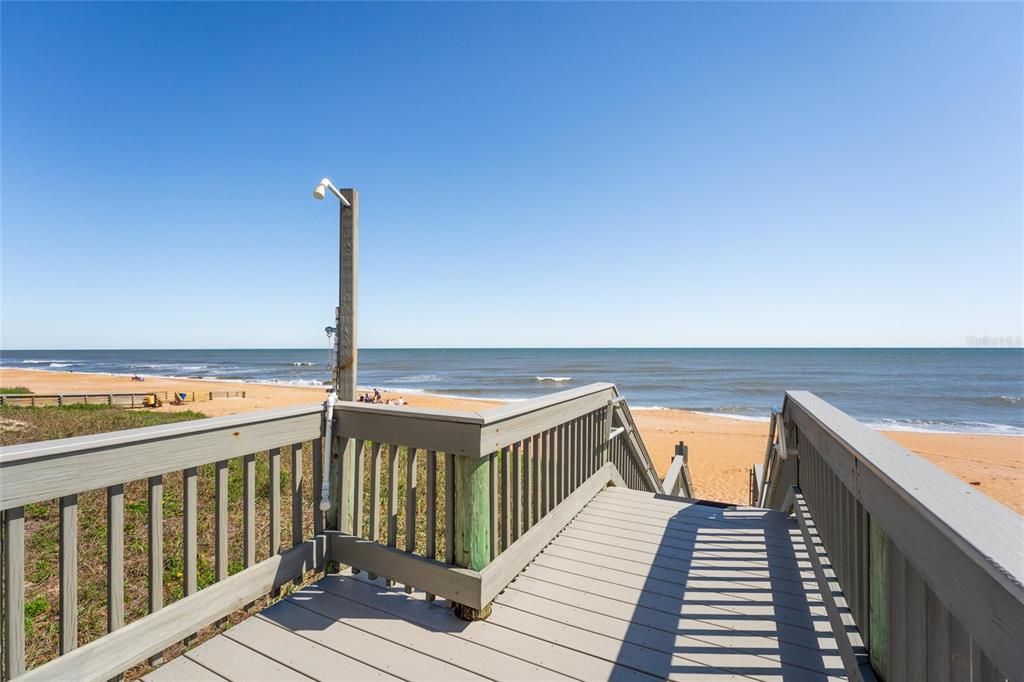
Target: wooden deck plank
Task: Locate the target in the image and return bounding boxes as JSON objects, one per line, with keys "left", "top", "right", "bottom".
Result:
{"left": 319, "top": 573, "right": 630, "bottom": 681}
{"left": 497, "top": 585, "right": 844, "bottom": 679}
{"left": 545, "top": 535, "right": 821, "bottom": 599}
{"left": 259, "top": 600, "right": 487, "bottom": 681}
{"left": 545, "top": 536, "right": 817, "bottom": 591}
{"left": 223, "top": 615, "right": 400, "bottom": 680}
{"left": 531, "top": 545, "right": 824, "bottom": 610}
{"left": 184, "top": 635, "right": 313, "bottom": 681}
{"left": 495, "top": 577, "right": 839, "bottom": 675}
{"left": 509, "top": 572, "right": 835, "bottom": 645}
{"left": 293, "top": 578, "right": 575, "bottom": 680}
{"left": 136, "top": 489, "right": 847, "bottom": 682}
{"left": 143, "top": 657, "right": 227, "bottom": 681}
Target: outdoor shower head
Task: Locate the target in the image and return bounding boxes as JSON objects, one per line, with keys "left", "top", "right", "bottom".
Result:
{"left": 312, "top": 177, "right": 350, "bottom": 206}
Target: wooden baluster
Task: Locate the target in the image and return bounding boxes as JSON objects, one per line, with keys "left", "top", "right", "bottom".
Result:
{"left": 291, "top": 443, "right": 304, "bottom": 547}
{"left": 108, "top": 485, "right": 124, "bottom": 638}
{"left": 531, "top": 434, "right": 540, "bottom": 528}
{"left": 182, "top": 467, "right": 198, "bottom": 644}
{"left": 405, "top": 447, "right": 418, "bottom": 592}
{"left": 387, "top": 445, "right": 399, "bottom": 548}
{"left": 387, "top": 444, "right": 398, "bottom": 583}
{"left": 511, "top": 441, "right": 522, "bottom": 542}
{"left": 4, "top": 506, "right": 25, "bottom": 677}
{"left": 244, "top": 453, "right": 256, "bottom": 567}
{"left": 560, "top": 422, "right": 569, "bottom": 502}
{"left": 490, "top": 452, "right": 499, "bottom": 560}
{"left": 183, "top": 468, "right": 198, "bottom": 599}
{"left": 425, "top": 450, "right": 438, "bottom": 601}
{"left": 353, "top": 440, "right": 365, "bottom": 540}
{"left": 522, "top": 438, "right": 531, "bottom": 532}
{"left": 367, "top": 442, "right": 383, "bottom": 580}
{"left": 147, "top": 475, "right": 163, "bottom": 665}
{"left": 501, "top": 447, "right": 511, "bottom": 551}
{"left": 269, "top": 448, "right": 281, "bottom": 556}
{"left": 312, "top": 438, "right": 323, "bottom": 536}
{"left": 544, "top": 428, "right": 554, "bottom": 515}
{"left": 445, "top": 452, "right": 455, "bottom": 564}
{"left": 215, "top": 460, "right": 229, "bottom": 581}
{"left": 60, "top": 494, "right": 78, "bottom": 654}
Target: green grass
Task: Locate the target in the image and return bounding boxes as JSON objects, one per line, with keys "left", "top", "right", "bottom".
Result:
{"left": 0, "top": 386, "right": 32, "bottom": 394}
{"left": 0, "top": 403, "right": 206, "bottom": 446}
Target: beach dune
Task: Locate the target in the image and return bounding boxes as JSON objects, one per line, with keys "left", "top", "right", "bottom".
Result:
{"left": 3, "top": 367, "right": 1021, "bottom": 514}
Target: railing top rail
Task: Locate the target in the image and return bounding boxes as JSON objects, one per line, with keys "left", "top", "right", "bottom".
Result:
{"left": 0, "top": 403, "right": 324, "bottom": 510}
{"left": 0, "top": 402, "right": 323, "bottom": 464}
{"left": 335, "top": 383, "right": 622, "bottom": 457}
{"left": 477, "top": 382, "right": 616, "bottom": 424}
{"left": 783, "top": 390, "right": 1024, "bottom": 594}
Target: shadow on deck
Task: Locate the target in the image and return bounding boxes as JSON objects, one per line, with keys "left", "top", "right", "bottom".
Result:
{"left": 146, "top": 487, "right": 846, "bottom": 681}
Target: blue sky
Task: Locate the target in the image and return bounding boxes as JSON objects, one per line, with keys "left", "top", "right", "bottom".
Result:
{"left": 2, "top": 2, "right": 1021, "bottom": 349}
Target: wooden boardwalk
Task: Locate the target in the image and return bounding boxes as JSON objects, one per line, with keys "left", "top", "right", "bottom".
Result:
{"left": 146, "top": 487, "right": 845, "bottom": 681}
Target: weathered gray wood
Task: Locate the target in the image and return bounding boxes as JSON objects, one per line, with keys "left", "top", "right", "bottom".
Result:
{"left": 243, "top": 453, "right": 256, "bottom": 567}
{"left": 4, "top": 506, "right": 25, "bottom": 677}
{"left": 262, "top": 599, "right": 488, "bottom": 681}
{"left": 479, "top": 463, "right": 615, "bottom": 607}
{"left": 316, "top": 575, "right": 575, "bottom": 681}
{"left": 108, "top": 484, "right": 124, "bottom": 633}
{"left": 333, "top": 403, "right": 482, "bottom": 458}
{"left": 478, "top": 383, "right": 618, "bottom": 454}
{"left": 785, "top": 390, "right": 1024, "bottom": 678}
{"left": 269, "top": 448, "right": 281, "bottom": 555}
{"left": 327, "top": 532, "right": 482, "bottom": 608}
{"left": 148, "top": 476, "right": 163, "bottom": 614}
{"left": 20, "top": 537, "right": 326, "bottom": 682}
{"left": 215, "top": 460, "right": 228, "bottom": 581}
{"left": 444, "top": 451, "right": 455, "bottom": 564}
{"left": 312, "top": 437, "right": 324, "bottom": 536}
{"left": 352, "top": 439, "right": 365, "bottom": 538}
{"left": 222, "top": 615, "right": 399, "bottom": 681}
{"left": 386, "top": 445, "right": 398, "bottom": 548}
{"left": 489, "top": 451, "right": 498, "bottom": 561}
{"left": 425, "top": 449, "right": 438, "bottom": 601}
{"left": 291, "top": 442, "right": 304, "bottom": 547}
{"left": 405, "top": 447, "right": 418, "bottom": 561}
{"left": 530, "top": 434, "right": 540, "bottom": 528}
{"left": 183, "top": 467, "right": 198, "bottom": 597}
{"left": 501, "top": 446, "right": 511, "bottom": 550}
{"left": 337, "top": 188, "right": 358, "bottom": 403}
{"left": 511, "top": 440, "right": 521, "bottom": 541}
{"left": 368, "top": 441, "right": 382, "bottom": 544}
{"left": 60, "top": 493, "right": 78, "bottom": 653}
{"left": 789, "top": 489, "right": 877, "bottom": 681}
{"left": 187, "top": 634, "right": 313, "bottom": 681}
{"left": 143, "top": 655, "right": 228, "bottom": 681}
{"left": 0, "top": 404, "right": 322, "bottom": 509}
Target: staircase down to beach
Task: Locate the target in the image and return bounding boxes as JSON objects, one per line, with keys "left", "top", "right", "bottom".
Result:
{"left": 146, "top": 486, "right": 845, "bottom": 681}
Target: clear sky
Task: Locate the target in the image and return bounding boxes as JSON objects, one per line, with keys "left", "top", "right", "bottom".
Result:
{"left": 2, "top": 2, "right": 1021, "bottom": 349}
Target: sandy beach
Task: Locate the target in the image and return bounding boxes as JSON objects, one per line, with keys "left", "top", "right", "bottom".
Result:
{"left": 4, "top": 367, "right": 1022, "bottom": 514}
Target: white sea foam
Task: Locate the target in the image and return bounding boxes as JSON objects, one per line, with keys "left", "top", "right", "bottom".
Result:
{"left": 288, "top": 362, "right": 314, "bottom": 366}
{"left": 395, "top": 375, "right": 442, "bottom": 383}
{"left": 536, "top": 376, "right": 572, "bottom": 383}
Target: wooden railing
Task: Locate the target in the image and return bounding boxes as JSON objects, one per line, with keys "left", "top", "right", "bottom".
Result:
{"left": 755, "top": 391, "right": 1024, "bottom": 682}
{"left": 0, "top": 392, "right": 170, "bottom": 407}
{"left": 0, "top": 383, "right": 659, "bottom": 679}
{"left": 326, "top": 382, "right": 661, "bottom": 617}
{"left": 0, "top": 404, "right": 325, "bottom": 681}
{"left": 662, "top": 441, "right": 694, "bottom": 498}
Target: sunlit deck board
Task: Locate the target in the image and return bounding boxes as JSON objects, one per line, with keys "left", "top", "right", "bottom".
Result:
{"left": 145, "top": 487, "right": 847, "bottom": 681}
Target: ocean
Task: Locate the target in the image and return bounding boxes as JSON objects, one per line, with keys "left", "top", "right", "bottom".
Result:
{"left": 1, "top": 348, "right": 1021, "bottom": 435}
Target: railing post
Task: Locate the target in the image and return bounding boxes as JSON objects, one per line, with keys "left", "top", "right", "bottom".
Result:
{"left": 329, "top": 188, "right": 359, "bottom": 535}
{"left": 453, "top": 453, "right": 492, "bottom": 620}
